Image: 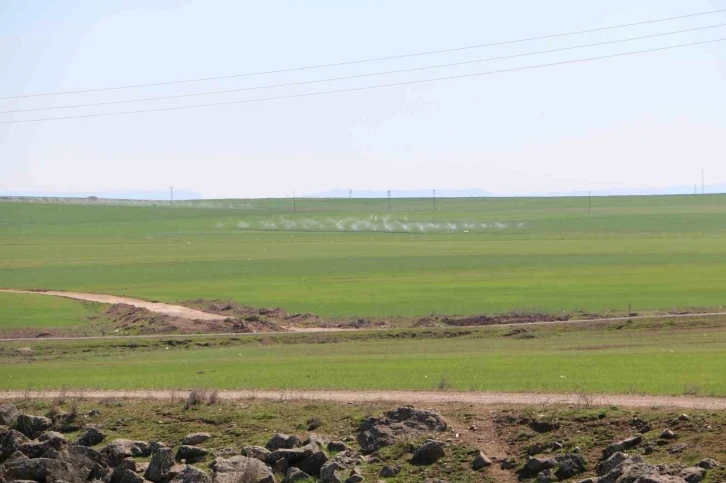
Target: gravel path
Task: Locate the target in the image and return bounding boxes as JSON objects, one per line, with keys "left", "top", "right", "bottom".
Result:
{"left": 1, "top": 389, "right": 724, "bottom": 410}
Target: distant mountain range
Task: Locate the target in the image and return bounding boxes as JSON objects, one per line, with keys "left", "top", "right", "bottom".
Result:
{"left": 0, "top": 190, "right": 203, "bottom": 200}
{"left": 309, "top": 185, "right": 726, "bottom": 198}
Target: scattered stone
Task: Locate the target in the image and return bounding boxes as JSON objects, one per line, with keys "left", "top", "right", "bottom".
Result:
{"left": 327, "top": 441, "right": 350, "bottom": 452}
{"left": 411, "top": 440, "right": 446, "bottom": 465}
{"left": 0, "top": 403, "right": 20, "bottom": 427}
{"left": 176, "top": 445, "right": 209, "bottom": 463}
{"left": 77, "top": 425, "right": 106, "bottom": 446}
{"left": 680, "top": 467, "right": 706, "bottom": 483}
{"left": 210, "top": 455, "right": 275, "bottom": 483}
{"left": 527, "top": 456, "right": 558, "bottom": 472}
{"left": 145, "top": 447, "right": 175, "bottom": 482}
{"left": 379, "top": 464, "right": 401, "bottom": 477}
{"left": 273, "top": 457, "right": 289, "bottom": 475}
{"left": 0, "top": 458, "right": 83, "bottom": 483}
{"left": 554, "top": 453, "right": 587, "bottom": 479}
{"left": 668, "top": 443, "right": 688, "bottom": 454}
{"left": 661, "top": 429, "right": 676, "bottom": 439}
{"left": 182, "top": 433, "right": 211, "bottom": 445}
{"left": 537, "top": 468, "right": 554, "bottom": 483}
{"left": 170, "top": 465, "right": 211, "bottom": 483}
{"left": 500, "top": 457, "right": 517, "bottom": 470}
{"left": 529, "top": 419, "right": 559, "bottom": 433}
{"left": 528, "top": 443, "right": 544, "bottom": 456}
{"left": 297, "top": 450, "right": 328, "bottom": 477}
{"left": 283, "top": 466, "right": 311, "bottom": 482}
{"left": 603, "top": 435, "right": 642, "bottom": 457}
{"left": 472, "top": 450, "right": 492, "bottom": 470}
{"left": 0, "top": 429, "right": 30, "bottom": 463}
{"left": 266, "top": 433, "right": 301, "bottom": 451}
{"left": 678, "top": 414, "right": 690, "bottom": 421}
{"left": 356, "top": 425, "right": 396, "bottom": 454}
{"left": 244, "top": 446, "right": 271, "bottom": 462}
{"left": 266, "top": 447, "right": 308, "bottom": 465}
{"left": 15, "top": 415, "right": 53, "bottom": 439}
{"left": 552, "top": 441, "right": 563, "bottom": 451}
{"left": 695, "top": 458, "right": 721, "bottom": 470}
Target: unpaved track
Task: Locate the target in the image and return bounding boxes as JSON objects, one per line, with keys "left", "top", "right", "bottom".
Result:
{"left": 0, "top": 289, "right": 227, "bottom": 321}
{"left": 2, "top": 288, "right": 726, "bottom": 342}
{"left": 1, "top": 389, "right": 725, "bottom": 410}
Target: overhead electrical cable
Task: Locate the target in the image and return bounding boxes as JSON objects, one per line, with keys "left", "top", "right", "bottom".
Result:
{"left": 1, "top": 7, "right": 724, "bottom": 100}
{"left": 2, "top": 22, "right": 723, "bottom": 114}
{"left": 2, "top": 37, "right": 723, "bottom": 125}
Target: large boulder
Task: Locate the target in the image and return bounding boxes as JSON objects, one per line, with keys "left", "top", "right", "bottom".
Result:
{"left": 182, "top": 433, "right": 211, "bottom": 446}
{"left": 320, "top": 451, "right": 364, "bottom": 483}
{"left": 680, "top": 467, "right": 706, "bottom": 483}
{"left": 472, "top": 451, "right": 492, "bottom": 470}
{"left": 0, "top": 403, "right": 20, "bottom": 427}
{"left": 266, "top": 433, "right": 301, "bottom": 451}
{"left": 411, "top": 440, "right": 446, "bottom": 465}
{"left": 0, "top": 457, "right": 85, "bottom": 482}
{"left": 554, "top": 453, "right": 586, "bottom": 479}
{"left": 0, "top": 429, "right": 30, "bottom": 463}
{"left": 18, "top": 432, "right": 69, "bottom": 459}
{"left": 266, "top": 447, "right": 309, "bottom": 466}
{"left": 145, "top": 447, "right": 175, "bottom": 483}
{"left": 527, "top": 456, "right": 558, "bottom": 472}
{"left": 357, "top": 406, "right": 447, "bottom": 455}
{"left": 243, "top": 446, "right": 271, "bottom": 462}
{"left": 296, "top": 450, "right": 328, "bottom": 476}
{"left": 597, "top": 452, "right": 634, "bottom": 476}
{"left": 105, "top": 439, "right": 149, "bottom": 466}
{"left": 176, "top": 445, "right": 209, "bottom": 463}
{"left": 356, "top": 425, "right": 396, "bottom": 454}
{"left": 210, "top": 455, "right": 276, "bottom": 483}
{"left": 604, "top": 435, "right": 642, "bottom": 458}
{"left": 696, "top": 458, "right": 721, "bottom": 470}
{"left": 77, "top": 425, "right": 106, "bottom": 446}
{"left": 283, "top": 467, "right": 310, "bottom": 482}
{"left": 170, "top": 464, "right": 211, "bottom": 483}
{"left": 15, "top": 414, "right": 53, "bottom": 439}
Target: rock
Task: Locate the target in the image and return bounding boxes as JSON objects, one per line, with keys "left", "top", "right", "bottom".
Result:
{"left": 537, "top": 468, "right": 554, "bottom": 483}
{"left": 4, "top": 450, "right": 29, "bottom": 464}
{"left": 597, "top": 452, "right": 631, "bottom": 476}
{"left": 383, "top": 406, "right": 447, "bottom": 431}
{"left": 0, "top": 457, "right": 83, "bottom": 482}
{"left": 554, "top": 453, "right": 587, "bottom": 479}
{"left": 77, "top": 425, "right": 106, "bottom": 446}
{"left": 170, "top": 465, "right": 212, "bottom": 483}
{"left": 321, "top": 461, "right": 345, "bottom": 483}
{"left": 266, "top": 433, "right": 301, "bottom": 451}
{"left": 0, "top": 403, "right": 20, "bottom": 427}
{"left": 0, "top": 429, "right": 31, "bottom": 463}
{"left": 603, "top": 435, "right": 642, "bottom": 457}
{"left": 552, "top": 441, "right": 564, "bottom": 451}
{"left": 210, "top": 455, "right": 276, "bottom": 483}
{"left": 678, "top": 414, "right": 690, "bottom": 421}
{"left": 668, "top": 443, "right": 688, "bottom": 454}
{"left": 177, "top": 445, "right": 209, "bottom": 463}
{"left": 68, "top": 444, "right": 109, "bottom": 468}
{"left": 283, "top": 467, "right": 311, "bottom": 482}
{"left": 528, "top": 443, "right": 545, "bottom": 456}
{"left": 273, "top": 457, "right": 289, "bottom": 475}
{"left": 661, "top": 429, "right": 676, "bottom": 440}
{"left": 105, "top": 439, "right": 150, "bottom": 466}
{"left": 15, "top": 414, "right": 53, "bottom": 439}
{"left": 379, "top": 464, "right": 401, "bottom": 477}
{"left": 472, "top": 450, "right": 492, "bottom": 470}
{"left": 530, "top": 419, "right": 560, "bottom": 433}
{"left": 296, "top": 450, "right": 328, "bottom": 476}
{"left": 527, "top": 455, "right": 558, "bottom": 472}
{"left": 411, "top": 440, "right": 446, "bottom": 465}
{"left": 145, "top": 447, "right": 175, "bottom": 482}
{"left": 356, "top": 425, "right": 396, "bottom": 454}
{"left": 183, "top": 433, "right": 211, "bottom": 446}
{"left": 327, "top": 441, "right": 350, "bottom": 452}
{"left": 266, "top": 447, "right": 308, "bottom": 465}
{"left": 614, "top": 462, "right": 663, "bottom": 482}
{"left": 345, "top": 474, "right": 364, "bottom": 483}
{"left": 115, "top": 468, "right": 146, "bottom": 483}
{"left": 244, "top": 446, "right": 272, "bottom": 462}
{"left": 680, "top": 467, "right": 706, "bottom": 483}
{"left": 696, "top": 458, "right": 721, "bottom": 470}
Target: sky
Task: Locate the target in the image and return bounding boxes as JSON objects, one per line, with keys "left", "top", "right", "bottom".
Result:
{"left": 1, "top": 0, "right": 725, "bottom": 199}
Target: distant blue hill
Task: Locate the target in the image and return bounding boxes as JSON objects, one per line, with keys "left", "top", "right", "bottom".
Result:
{"left": 0, "top": 190, "right": 203, "bottom": 200}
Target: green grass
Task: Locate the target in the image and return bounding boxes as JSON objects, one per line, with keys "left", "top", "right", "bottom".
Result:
{"left": 2, "top": 195, "right": 726, "bottom": 317}
{"left": 3, "top": 318, "right": 725, "bottom": 395}
{"left": 0, "top": 292, "right": 101, "bottom": 329}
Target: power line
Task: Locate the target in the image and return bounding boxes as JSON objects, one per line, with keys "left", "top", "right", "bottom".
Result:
{"left": 2, "top": 8, "right": 725, "bottom": 101}
{"left": 3, "top": 23, "right": 723, "bottom": 115}
{"left": 1, "top": 37, "right": 723, "bottom": 125}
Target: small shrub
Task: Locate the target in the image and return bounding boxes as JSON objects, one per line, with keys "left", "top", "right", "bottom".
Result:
{"left": 684, "top": 384, "right": 701, "bottom": 396}
{"left": 185, "top": 389, "right": 208, "bottom": 409}
{"left": 435, "top": 375, "right": 452, "bottom": 390}
{"left": 307, "top": 416, "right": 321, "bottom": 430}
{"left": 208, "top": 390, "right": 220, "bottom": 406}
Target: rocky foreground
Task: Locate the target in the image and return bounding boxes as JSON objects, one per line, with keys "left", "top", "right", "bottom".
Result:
{"left": 0, "top": 401, "right": 723, "bottom": 483}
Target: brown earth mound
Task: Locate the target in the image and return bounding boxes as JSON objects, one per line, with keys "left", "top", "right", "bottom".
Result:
{"left": 102, "top": 304, "right": 285, "bottom": 334}
{"left": 413, "top": 313, "right": 570, "bottom": 328}
{"left": 181, "top": 299, "right": 323, "bottom": 326}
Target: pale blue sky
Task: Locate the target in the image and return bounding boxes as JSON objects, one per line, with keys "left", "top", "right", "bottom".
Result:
{"left": 1, "top": 0, "right": 725, "bottom": 198}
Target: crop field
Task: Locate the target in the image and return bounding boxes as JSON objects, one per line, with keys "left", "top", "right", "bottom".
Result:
{"left": 2, "top": 196, "right": 726, "bottom": 396}
{"left": 2, "top": 195, "right": 726, "bottom": 318}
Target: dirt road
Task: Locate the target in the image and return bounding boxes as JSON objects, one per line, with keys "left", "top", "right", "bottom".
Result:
{"left": 2, "top": 288, "right": 726, "bottom": 342}
{"left": 1, "top": 389, "right": 724, "bottom": 410}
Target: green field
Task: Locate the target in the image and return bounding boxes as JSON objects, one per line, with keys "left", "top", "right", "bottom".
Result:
{"left": 2, "top": 317, "right": 725, "bottom": 395}
{"left": 0, "top": 292, "right": 100, "bottom": 330}
{"left": 2, "top": 195, "right": 726, "bottom": 318}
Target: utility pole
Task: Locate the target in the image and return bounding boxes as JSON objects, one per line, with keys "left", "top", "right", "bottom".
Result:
{"left": 169, "top": 186, "right": 174, "bottom": 205}
{"left": 349, "top": 189, "right": 352, "bottom": 199}
{"left": 588, "top": 191, "right": 591, "bottom": 214}
{"left": 293, "top": 191, "right": 297, "bottom": 214}
{"left": 433, "top": 189, "right": 436, "bottom": 212}
{"left": 702, "top": 170, "right": 705, "bottom": 195}
{"left": 387, "top": 190, "right": 391, "bottom": 212}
